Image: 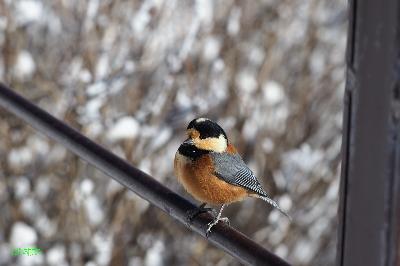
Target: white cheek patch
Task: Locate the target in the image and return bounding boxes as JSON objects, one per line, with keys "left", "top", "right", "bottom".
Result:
{"left": 195, "top": 134, "right": 227, "bottom": 152}
{"left": 214, "top": 134, "right": 228, "bottom": 152}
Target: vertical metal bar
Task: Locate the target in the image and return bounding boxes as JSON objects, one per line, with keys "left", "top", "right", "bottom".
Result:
{"left": 337, "top": 0, "right": 400, "bottom": 265}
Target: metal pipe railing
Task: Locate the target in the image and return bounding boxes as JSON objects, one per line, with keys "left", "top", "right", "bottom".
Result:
{"left": 0, "top": 83, "right": 291, "bottom": 266}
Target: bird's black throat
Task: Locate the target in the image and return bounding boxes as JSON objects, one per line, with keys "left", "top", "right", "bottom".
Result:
{"left": 178, "top": 143, "right": 210, "bottom": 159}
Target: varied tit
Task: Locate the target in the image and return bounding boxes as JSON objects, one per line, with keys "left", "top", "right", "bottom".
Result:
{"left": 174, "top": 117, "right": 291, "bottom": 236}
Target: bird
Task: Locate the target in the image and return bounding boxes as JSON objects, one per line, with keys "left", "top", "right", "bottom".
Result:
{"left": 174, "top": 117, "right": 291, "bottom": 236}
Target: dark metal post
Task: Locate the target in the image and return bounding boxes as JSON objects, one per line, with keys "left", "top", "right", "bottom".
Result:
{"left": 338, "top": 0, "right": 400, "bottom": 265}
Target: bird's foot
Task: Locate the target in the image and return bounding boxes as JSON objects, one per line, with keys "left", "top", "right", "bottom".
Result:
{"left": 205, "top": 216, "right": 230, "bottom": 237}
{"left": 185, "top": 203, "right": 214, "bottom": 225}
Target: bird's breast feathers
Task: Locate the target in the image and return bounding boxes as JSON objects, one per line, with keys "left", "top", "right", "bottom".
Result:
{"left": 174, "top": 151, "right": 248, "bottom": 204}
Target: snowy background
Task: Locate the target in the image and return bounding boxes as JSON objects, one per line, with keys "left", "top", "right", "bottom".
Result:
{"left": 0, "top": 0, "right": 347, "bottom": 265}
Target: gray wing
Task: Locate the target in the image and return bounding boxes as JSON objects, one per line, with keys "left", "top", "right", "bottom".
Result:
{"left": 211, "top": 152, "right": 269, "bottom": 197}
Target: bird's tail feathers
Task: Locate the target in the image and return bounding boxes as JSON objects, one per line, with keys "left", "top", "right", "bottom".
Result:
{"left": 254, "top": 194, "right": 292, "bottom": 221}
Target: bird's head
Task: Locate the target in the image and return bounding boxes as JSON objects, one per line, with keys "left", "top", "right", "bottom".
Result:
{"left": 184, "top": 118, "right": 228, "bottom": 153}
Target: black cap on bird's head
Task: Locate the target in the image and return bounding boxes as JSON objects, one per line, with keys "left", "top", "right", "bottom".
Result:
{"left": 185, "top": 118, "right": 228, "bottom": 153}
{"left": 187, "top": 118, "right": 227, "bottom": 140}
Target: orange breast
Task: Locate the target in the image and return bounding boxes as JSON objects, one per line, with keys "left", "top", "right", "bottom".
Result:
{"left": 174, "top": 151, "right": 248, "bottom": 205}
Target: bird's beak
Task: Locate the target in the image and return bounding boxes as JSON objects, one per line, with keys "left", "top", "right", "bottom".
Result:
{"left": 183, "top": 138, "right": 194, "bottom": 145}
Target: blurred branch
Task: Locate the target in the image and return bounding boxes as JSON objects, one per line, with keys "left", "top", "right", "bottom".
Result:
{"left": 0, "top": 83, "right": 291, "bottom": 266}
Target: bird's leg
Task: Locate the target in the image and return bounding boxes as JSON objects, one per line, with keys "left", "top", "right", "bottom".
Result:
{"left": 206, "top": 204, "right": 229, "bottom": 237}
{"left": 185, "top": 203, "right": 214, "bottom": 224}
